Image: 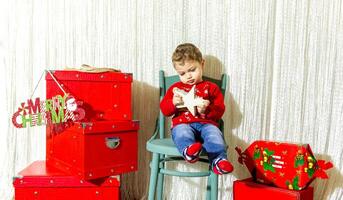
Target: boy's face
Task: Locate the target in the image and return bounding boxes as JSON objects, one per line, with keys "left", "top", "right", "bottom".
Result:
{"left": 174, "top": 59, "right": 204, "bottom": 85}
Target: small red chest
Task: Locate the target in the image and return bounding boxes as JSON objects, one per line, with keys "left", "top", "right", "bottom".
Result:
{"left": 46, "top": 120, "right": 139, "bottom": 180}
{"left": 233, "top": 178, "right": 313, "bottom": 200}
{"left": 13, "top": 161, "right": 120, "bottom": 200}
{"left": 46, "top": 70, "right": 132, "bottom": 121}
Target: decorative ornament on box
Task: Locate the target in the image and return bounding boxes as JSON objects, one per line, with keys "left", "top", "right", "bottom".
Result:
{"left": 235, "top": 140, "right": 333, "bottom": 190}
{"left": 11, "top": 69, "right": 87, "bottom": 129}
{"left": 11, "top": 65, "right": 125, "bottom": 129}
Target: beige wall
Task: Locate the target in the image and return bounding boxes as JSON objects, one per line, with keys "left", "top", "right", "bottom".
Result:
{"left": 0, "top": 0, "right": 342, "bottom": 199}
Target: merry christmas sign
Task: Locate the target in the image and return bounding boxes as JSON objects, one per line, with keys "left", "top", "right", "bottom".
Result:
{"left": 12, "top": 94, "right": 85, "bottom": 128}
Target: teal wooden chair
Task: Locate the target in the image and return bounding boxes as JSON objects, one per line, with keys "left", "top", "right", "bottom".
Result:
{"left": 146, "top": 70, "right": 228, "bottom": 200}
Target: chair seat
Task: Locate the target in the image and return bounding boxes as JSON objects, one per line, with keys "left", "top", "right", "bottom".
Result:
{"left": 147, "top": 138, "right": 181, "bottom": 156}
{"left": 147, "top": 138, "right": 209, "bottom": 158}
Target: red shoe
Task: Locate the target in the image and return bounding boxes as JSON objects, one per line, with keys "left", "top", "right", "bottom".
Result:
{"left": 213, "top": 158, "right": 234, "bottom": 174}
{"left": 183, "top": 142, "right": 202, "bottom": 163}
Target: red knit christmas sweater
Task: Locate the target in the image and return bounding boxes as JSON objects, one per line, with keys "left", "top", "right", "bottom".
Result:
{"left": 160, "top": 81, "right": 225, "bottom": 128}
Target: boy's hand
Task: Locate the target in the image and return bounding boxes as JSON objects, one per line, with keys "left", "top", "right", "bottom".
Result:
{"left": 197, "top": 99, "right": 210, "bottom": 114}
{"left": 173, "top": 93, "right": 183, "bottom": 106}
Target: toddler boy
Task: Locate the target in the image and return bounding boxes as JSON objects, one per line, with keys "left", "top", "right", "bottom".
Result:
{"left": 160, "top": 43, "right": 233, "bottom": 174}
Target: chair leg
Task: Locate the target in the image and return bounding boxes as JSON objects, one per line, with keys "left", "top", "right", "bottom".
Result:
{"left": 210, "top": 171, "right": 218, "bottom": 200}
{"left": 156, "top": 173, "right": 164, "bottom": 200}
{"left": 148, "top": 153, "right": 160, "bottom": 200}
{"left": 156, "top": 154, "right": 165, "bottom": 200}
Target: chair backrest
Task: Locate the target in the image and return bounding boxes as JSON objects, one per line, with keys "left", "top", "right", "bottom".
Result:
{"left": 158, "top": 70, "right": 228, "bottom": 139}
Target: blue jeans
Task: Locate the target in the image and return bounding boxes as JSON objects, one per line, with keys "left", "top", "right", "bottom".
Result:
{"left": 171, "top": 123, "right": 227, "bottom": 164}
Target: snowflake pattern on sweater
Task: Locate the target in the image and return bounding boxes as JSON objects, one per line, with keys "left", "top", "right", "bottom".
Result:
{"left": 160, "top": 81, "right": 225, "bottom": 128}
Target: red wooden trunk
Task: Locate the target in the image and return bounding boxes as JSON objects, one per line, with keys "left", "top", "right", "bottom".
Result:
{"left": 13, "top": 161, "right": 120, "bottom": 200}
{"left": 46, "top": 120, "right": 139, "bottom": 180}
{"left": 233, "top": 178, "right": 313, "bottom": 200}
{"left": 46, "top": 70, "right": 132, "bottom": 121}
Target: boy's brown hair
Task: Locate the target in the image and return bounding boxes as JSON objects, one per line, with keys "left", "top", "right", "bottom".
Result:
{"left": 172, "top": 43, "right": 203, "bottom": 66}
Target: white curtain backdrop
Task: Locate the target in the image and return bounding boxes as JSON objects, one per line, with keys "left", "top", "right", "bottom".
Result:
{"left": 1, "top": 0, "right": 342, "bottom": 199}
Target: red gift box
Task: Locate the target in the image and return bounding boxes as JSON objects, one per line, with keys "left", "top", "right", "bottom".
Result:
{"left": 46, "top": 70, "right": 132, "bottom": 121}
{"left": 13, "top": 161, "right": 120, "bottom": 200}
{"left": 233, "top": 178, "right": 313, "bottom": 200}
{"left": 46, "top": 120, "right": 139, "bottom": 180}
{"left": 236, "top": 140, "right": 333, "bottom": 190}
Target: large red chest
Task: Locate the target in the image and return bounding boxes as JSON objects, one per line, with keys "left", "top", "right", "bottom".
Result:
{"left": 233, "top": 178, "right": 313, "bottom": 200}
{"left": 46, "top": 120, "right": 139, "bottom": 180}
{"left": 46, "top": 70, "right": 132, "bottom": 121}
{"left": 13, "top": 161, "right": 120, "bottom": 200}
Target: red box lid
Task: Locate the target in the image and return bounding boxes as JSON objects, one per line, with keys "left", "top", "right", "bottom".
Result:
{"left": 13, "top": 161, "right": 120, "bottom": 188}
{"left": 67, "top": 120, "right": 140, "bottom": 134}
{"left": 233, "top": 178, "right": 313, "bottom": 200}
{"left": 45, "top": 70, "right": 132, "bottom": 82}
